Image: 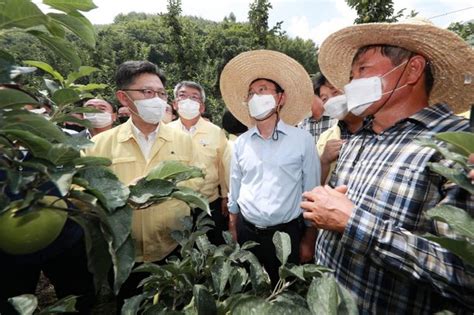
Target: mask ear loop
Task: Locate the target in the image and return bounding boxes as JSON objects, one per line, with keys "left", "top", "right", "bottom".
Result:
{"left": 272, "top": 92, "right": 284, "bottom": 141}
{"left": 351, "top": 53, "right": 413, "bottom": 167}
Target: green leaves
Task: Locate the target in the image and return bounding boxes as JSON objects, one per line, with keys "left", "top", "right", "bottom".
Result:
{"left": 0, "top": 89, "right": 39, "bottom": 109}
{"left": 48, "top": 13, "right": 96, "bottom": 48}
{"left": 23, "top": 60, "right": 65, "bottom": 83}
{"left": 76, "top": 166, "right": 130, "bottom": 211}
{"left": 0, "top": 0, "right": 47, "bottom": 30}
{"left": 273, "top": 231, "right": 291, "bottom": 266}
{"left": 425, "top": 205, "right": 474, "bottom": 266}
{"left": 43, "top": 0, "right": 98, "bottom": 13}
{"left": 8, "top": 294, "right": 38, "bottom": 315}
{"left": 193, "top": 285, "right": 217, "bottom": 315}
{"left": 435, "top": 132, "right": 474, "bottom": 156}
{"left": 172, "top": 187, "right": 210, "bottom": 215}
{"left": 129, "top": 178, "right": 175, "bottom": 205}
{"left": 307, "top": 274, "right": 358, "bottom": 315}
{"left": 146, "top": 160, "right": 204, "bottom": 182}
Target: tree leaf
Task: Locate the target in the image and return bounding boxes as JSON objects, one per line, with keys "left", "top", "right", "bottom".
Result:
{"left": 46, "top": 143, "right": 81, "bottom": 165}
{"left": 76, "top": 166, "right": 129, "bottom": 211}
{"left": 121, "top": 293, "right": 147, "bottom": 315}
{"left": 0, "top": 0, "right": 47, "bottom": 30}
{"left": 73, "top": 83, "right": 108, "bottom": 91}
{"left": 47, "top": 13, "right": 96, "bottom": 49}
{"left": 273, "top": 231, "right": 291, "bottom": 266}
{"left": 425, "top": 234, "right": 474, "bottom": 266}
{"left": 336, "top": 283, "right": 358, "bottom": 315}
{"left": 273, "top": 292, "right": 308, "bottom": 309}
{"left": 44, "top": 78, "right": 60, "bottom": 94}
{"left": 211, "top": 257, "right": 232, "bottom": 297}
{"left": 171, "top": 187, "right": 210, "bottom": 215}
{"left": 435, "top": 132, "right": 474, "bottom": 156}
{"left": 267, "top": 301, "right": 310, "bottom": 315}
{"left": 428, "top": 162, "right": 474, "bottom": 194}
{"left": 146, "top": 160, "right": 204, "bottom": 181}
{"left": 51, "top": 88, "right": 81, "bottom": 106}
{"left": 72, "top": 156, "right": 111, "bottom": 167}
{"left": 279, "top": 265, "right": 305, "bottom": 281}
{"left": 8, "top": 294, "right": 38, "bottom": 315}
{"left": 416, "top": 138, "right": 468, "bottom": 169}
{"left": 2, "top": 129, "right": 52, "bottom": 158}
{"left": 0, "top": 50, "right": 16, "bottom": 84}
{"left": 103, "top": 204, "right": 133, "bottom": 249}
{"left": 43, "top": 0, "right": 98, "bottom": 13}
{"left": 231, "top": 297, "right": 271, "bottom": 315}
{"left": 72, "top": 216, "right": 112, "bottom": 291}
{"left": 229, "top": 266, "right": 248, "bottom": 294}
{"left": 193, "top": 285, "right": 217, "bottom": 315}
{"left": 129, "top": 178, "right": 175, "bottom": 205}
{"left": 238, "top": 251, "right": 270, "bottom": 293}
{"left": 426, "top": 205, "right": 474, "bottom": 239}
{"left": 112, "top": 235, "right": 136, "bottom": 295}
{"left": 65, "top": 66, "right": 100, "bottom": 86}
{"left": 26, "top": 30, "right": 81, "bottom": 69}
{"left": 2, "top": 111, "right": 68, "bottom": 143}
{"left": 49, "top": 168, "right": 75, "bottom": 196}
{"left": 23, "top": 60, "right": 65, "bottom": 83}
{"left": 0, "top": 89, "right": 39, "bottom": 109}
{"left": 40, "top": 295, "right": 77, "bottom": 314}
{"left": 307, "top": 274, "right": 338, "bottom": 315}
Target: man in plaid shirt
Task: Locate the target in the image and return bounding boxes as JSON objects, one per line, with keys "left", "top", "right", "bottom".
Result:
{"left": 302, "top": 19, "right": 473, "bottom": 313}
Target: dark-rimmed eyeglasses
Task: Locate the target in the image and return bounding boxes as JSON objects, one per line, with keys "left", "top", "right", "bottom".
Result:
{"left": 122, "top": 88, "right": 168, "bottom": 100}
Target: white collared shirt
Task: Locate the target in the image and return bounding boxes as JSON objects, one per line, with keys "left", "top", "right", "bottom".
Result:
{"left": 178, "top": 120, "right": 197, "bottom": 135}
{"left": 131, "top": 121, "right": 159, "bottom": 159}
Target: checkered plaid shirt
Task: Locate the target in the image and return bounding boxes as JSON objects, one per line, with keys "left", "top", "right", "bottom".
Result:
{"left": 316, "top": 103, "right": 474, "bottom": 314}
{"left": 298, "top": 115, "right": 338, "bottom": 144}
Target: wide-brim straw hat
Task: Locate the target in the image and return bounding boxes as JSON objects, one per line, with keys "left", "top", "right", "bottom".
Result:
{"left": 319, "top": 18, "right": 474, "bottom": 114}
{"left": 220, "top": 50, "right": 314, "bottom": 127}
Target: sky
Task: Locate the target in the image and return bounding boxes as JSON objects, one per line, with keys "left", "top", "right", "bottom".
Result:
{"left": 45, "top": 0, "right": 474, "bottom": 46}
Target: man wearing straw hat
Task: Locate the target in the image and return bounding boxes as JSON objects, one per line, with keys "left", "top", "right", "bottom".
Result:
{"left": 220, "top": 50, "right": 321, "bottom": 285}
{"left": 301, "top": 18, "right": 474, "bottom": 313}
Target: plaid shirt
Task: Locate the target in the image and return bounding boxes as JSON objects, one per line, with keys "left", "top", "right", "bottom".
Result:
{"left": 316, "top": 103, "right": 474, "bottom": 314}
{"left": 298, "top": 115, "right": 338, "bottom": 144}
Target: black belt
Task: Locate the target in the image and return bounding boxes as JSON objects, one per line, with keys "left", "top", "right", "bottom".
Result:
{"left": 240, "top": 214, "right": 303, "bottom": 232}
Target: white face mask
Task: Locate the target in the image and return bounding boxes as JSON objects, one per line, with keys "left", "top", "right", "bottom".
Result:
{"left": 133, "top": 97, "right": 167, "bottom": 124}
{"left": 344, "top": 60, "right": 408, "bottom": 117}
{"left": 247, "top": 94, "right": 277, "bottom": 120}
{"left": 28, "top": 107, "right": 51, "bottom": 120}
{"left": 178, "top": 98, "right": 200, "bottom": 120}
{"left": 84, "top": 112, "right": 113, "bottom": 128}
{"left": 323, "top": 94, "right": 348, "bottom": 120}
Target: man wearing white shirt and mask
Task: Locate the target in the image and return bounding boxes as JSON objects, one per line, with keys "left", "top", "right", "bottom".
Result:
{"left": 81, "top": 98, "right": 116, "bottom": 138}
{"left": 169, "top": 81, "right": 230, "bottom": 245}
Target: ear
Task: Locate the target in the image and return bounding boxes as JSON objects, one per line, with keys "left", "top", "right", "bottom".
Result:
{"left": 172, "top": 100, "right": 179, "bottom": 111}
{"left": 199, "top": 102, "right": 206, "bottom": 114}
{"left": 405, "top": 55, "right": 426, "bottom": 85}
{"left": 116, "top": 90, "right": 130, "bottom": 107}
{"left": 278, "top": 92, "right": 287, "bottom": 106}
{"left": 111, "top": 113, "right": 117, "bottom": 122}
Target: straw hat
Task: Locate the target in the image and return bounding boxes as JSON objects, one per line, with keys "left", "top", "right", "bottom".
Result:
{"left": 220, "top": 50, "right": 314, "bottom": 127}
{"left": 319, "top": 18, "right": 474, "bottom": 113}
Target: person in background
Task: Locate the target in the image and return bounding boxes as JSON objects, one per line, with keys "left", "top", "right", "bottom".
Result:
{"left": 298, "top": 74, "right": 338, "bottom": 144}
{"left": 302, "top": 18, "right": 474, "bottom": 313}
{"left": 220, "top": 50, "right": 320, "bottom": 285}
{"left": 117, "top": 105, "right": 130, "bottom": 124}
{"left": 315, "top": 75, "right": 363, "bottom": 183}
{"left": 169, "top": 80, "right": 230, "bottom": 245}
{"left": 79, "top": 98, "right": 116, "bottom": 138}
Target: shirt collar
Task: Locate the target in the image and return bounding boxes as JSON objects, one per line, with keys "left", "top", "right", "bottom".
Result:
{"left": 117, "top": 118, "right": 174, "bottom": 142}
{"left": 403, "top": 103, "right": 453, "bottom": 129}
{"left": 178, "top": 117, "right": 206, "bottom": 134}
{"left": 250, "top": 119, "right": 290, "bottom": 138}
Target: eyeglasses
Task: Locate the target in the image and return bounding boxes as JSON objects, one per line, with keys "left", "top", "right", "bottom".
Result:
{"left": 247, "top": 86, "right": 281, "bottom": 100}
{"left": 176, "top": 93, "right": 202, "bottom": 102}
{"left": 123, "top": 88, "right": 168, "bottom": 100}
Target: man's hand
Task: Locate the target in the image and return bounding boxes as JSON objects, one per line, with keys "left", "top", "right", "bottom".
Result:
{"left": 228, "top": 213, "right": 238, "bottom": 242}
{"left": 221, "top": 197, "right": 229, "bottom": 218}
{"left": 301, "top": 185, "right": 354, "bottom": 233}
{"left": 321, "top": 139, "right": 344, "bottom": 164}
{"left": 299, "top": 227, "right": 317, "bottom": 263}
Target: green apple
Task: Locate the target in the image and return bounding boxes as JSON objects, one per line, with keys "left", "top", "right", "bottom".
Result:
{"left": 0, "top": 196, "right": 68, "bottom": 255}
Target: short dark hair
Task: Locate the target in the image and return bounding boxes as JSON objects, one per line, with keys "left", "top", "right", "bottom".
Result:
{"left": 250, "top": 78, "right": 284, "bottom": 93}
{"left": 353, "top": 45, "right": 434, "bottom": 96}
{"left": 115, "top": 60, "right": 167, "bottom": 89}
{"left": 313, "top": 73, "right": 328, "bottom": 97}
{"left": 222, "top": 110, "right": 247, "bottom": 135}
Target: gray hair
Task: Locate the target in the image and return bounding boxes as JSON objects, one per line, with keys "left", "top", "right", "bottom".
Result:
{"left": 173, "top": 81, "right": 206, "bottom": 103}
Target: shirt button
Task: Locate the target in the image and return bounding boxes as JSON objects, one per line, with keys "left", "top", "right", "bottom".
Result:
{"left": 377, "top": 135, "right": 384, "bottom": 141}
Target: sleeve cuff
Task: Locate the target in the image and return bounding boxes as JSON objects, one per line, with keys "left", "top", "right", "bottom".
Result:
{"left": 228, "top": 201, "right": 240, "bottom": 214}
{"left": 340, "top": 206, "right": 384, "bottom": 256}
